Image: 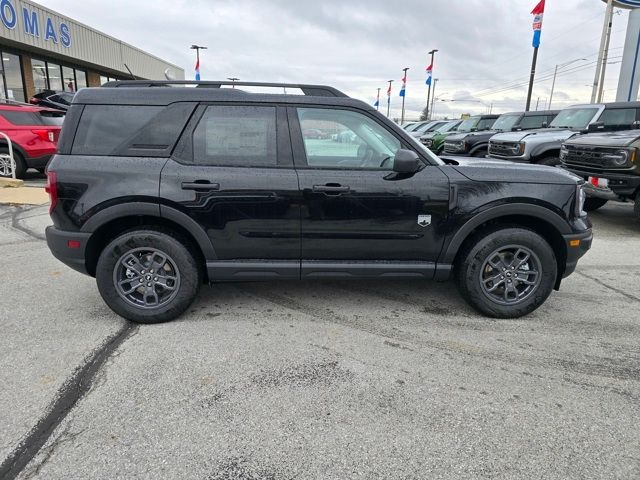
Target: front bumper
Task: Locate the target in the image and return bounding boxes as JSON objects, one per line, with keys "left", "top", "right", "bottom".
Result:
{"left": 561, "top": 229, "right": 593, "bottom": 279}
{"left": 562, "top": 166, "right": 640, "bottom": 199}
{"left": 46, "top": 226, "right": 92, "bottom": 275}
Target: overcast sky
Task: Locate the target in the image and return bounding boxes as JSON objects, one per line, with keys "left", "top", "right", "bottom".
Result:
{"left": 38, "top": 0, "right": 630, "bottom": 120}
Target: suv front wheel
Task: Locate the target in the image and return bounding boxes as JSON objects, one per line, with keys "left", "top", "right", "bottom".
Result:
{"left": 96, "top": 229, "right": 201, "bottom": 323}
{"left": 456, "top": 227, "right": 557, "bottom": 318}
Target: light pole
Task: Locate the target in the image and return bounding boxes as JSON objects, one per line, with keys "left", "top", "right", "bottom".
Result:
{"left": 592, "top": 0, "right": 614, "bottom": 103}
{"left": 190, "top": 45, "right": 207, "bottom": 80}
{"left": 227, "top": 77, "right": 239, "bottom": 88}
{"left": 548, "top": 58, "right": 587, "bottom": 109}
{"left": 425, "top": 49, "right": 438, "bottom": 121}
{"left": 429, "top": 78, "right": 439, "bottom": 119}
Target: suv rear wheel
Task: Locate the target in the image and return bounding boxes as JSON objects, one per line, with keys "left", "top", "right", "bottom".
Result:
{"left": 96, "top": 229, "right": 201, "bottom": 323}
{"left": 0, "top": 147, "right": 27, "bottom": 179}
{"left": 456, "top": 227, "right": 557, "bottom": 318}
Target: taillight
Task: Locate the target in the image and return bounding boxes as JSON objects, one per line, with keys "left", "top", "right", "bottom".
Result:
{"left": 45, "top": 171, "right": 58, "bottom": 214}
{"left": 32, "top": 129, "right": 55, "bottom": 142}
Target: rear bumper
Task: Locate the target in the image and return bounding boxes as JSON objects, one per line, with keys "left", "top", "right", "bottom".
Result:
{"left": 562, "top": 229, "right": 593, "bottom": 279}
{"left": 25, "top": 154, "right": 54, "bottom": 169}
{"left": 46, "top": 226, "right": 91, "bottom": 275}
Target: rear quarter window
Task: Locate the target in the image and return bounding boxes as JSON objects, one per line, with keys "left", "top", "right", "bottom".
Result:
{"left": 0, "top": 111, "right": 44, "bottom": 125}
{"left": 71, "top": 103, "right": 196, "bottom": 157}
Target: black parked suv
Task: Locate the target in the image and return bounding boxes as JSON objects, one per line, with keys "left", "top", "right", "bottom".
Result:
{"left": 443, "top": 110, "right": 559, "bottom": 158}
{"left": 45, "top": 81, "right": 592, "bottom": 323}
{"left": 560, "top": 130, "right": 640, "bottom": 217}
{"left": 442, "top": 114, "right": 499, "bottom": 156}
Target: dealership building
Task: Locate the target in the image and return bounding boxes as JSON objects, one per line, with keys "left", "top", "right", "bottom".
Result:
{"left": 0, "top": 0, "right": 184, "bottom": 103}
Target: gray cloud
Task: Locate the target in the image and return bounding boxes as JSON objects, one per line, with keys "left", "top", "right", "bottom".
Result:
{"left": 39, "top": 0, "right": 629, "bottom": 119}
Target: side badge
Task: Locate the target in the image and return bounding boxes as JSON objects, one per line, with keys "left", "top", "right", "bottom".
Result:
{"left": 417, "top": 215, "right": 431, "bottom": 227}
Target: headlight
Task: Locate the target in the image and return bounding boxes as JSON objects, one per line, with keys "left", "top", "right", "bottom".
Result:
{"left": 575, "top": 184, "right": 586, "bottom": 217}
{"left": 602, "top": 148, "right": 634, "bottom": 167}
{"left": 422, "top": 138, "right": 433, "bottom": 147}
{"left": 560, "top": 146, "right": 568, "bottom": 159}
{"left": 511, "top": 142, "right": 525, "bottom": 155}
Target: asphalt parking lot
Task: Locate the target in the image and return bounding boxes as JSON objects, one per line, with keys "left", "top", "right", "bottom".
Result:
{"left": 1, "top": 198, "right": 639, "bottom": 479}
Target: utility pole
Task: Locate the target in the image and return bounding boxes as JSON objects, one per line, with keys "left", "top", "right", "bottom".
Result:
{"left": 535, "top": 97, "right": 540, "bottom": 110}
{"left": 429, "top": 78, "right": 439, "bottom": 120}
{"left": 190, "top": 45, "right": 207, "bottom": 80}
{"left": 592, "top": 0, "right": 614, "bottom": 103}
{"left": 386, "top": 80, "right": 394, "bottom": 117}
{"left": 548, "top": 58, "right": 586, "bottom": 109}
{"left": 598, "top": 2, "right": 615, "bottom": 103}
{"left": 400, "top": 67, "right": 409, "bottom": 124}
{"left": 424, "top": 49, "right": 438, "bottom": 121}
{"left": 227, "top": 77, "right": 239, "bottom": 88}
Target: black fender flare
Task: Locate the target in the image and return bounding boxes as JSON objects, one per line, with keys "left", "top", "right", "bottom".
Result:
{"left": 439, "top": 203, "right": 570, "bottom": 264}
{"left": 468, "top": 142, "right": 489, "bottom": 155}
{"left": 80, "top": 201, "right": 217, "bottom": 260}
{"left": 530, "top": 142, "right": 562, "bottom": 161}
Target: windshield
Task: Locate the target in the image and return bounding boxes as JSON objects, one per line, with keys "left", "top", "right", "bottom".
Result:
{"left": 405, "top": 122, "right": 425, "bottom": 132}
{"left": 456, "top": 117, "right": 479, "bottom": 132}
{"left": 491, "top": 114, "right": 521, "bottom": 132}
{"left": 549, "top": 108, "right": 599, "bottom": 129}
{"left": 414, "top": 121, "right": 438, "bottom": 133}
{"left": 435, "top": 121, "right": 460, "bottom": 133}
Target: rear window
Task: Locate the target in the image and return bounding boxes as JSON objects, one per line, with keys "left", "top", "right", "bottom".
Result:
{"left": 0, "top": 110, "right": 64, "bottom": 126}
{"left": 600, "top": 108, "right": 637, "bottom": 126}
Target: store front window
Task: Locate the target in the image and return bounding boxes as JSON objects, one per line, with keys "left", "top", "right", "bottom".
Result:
{"left": 62, "top": 66, "right": 75, "bottom": 91}
{"left": 1, "top": 52, "right": 26, "bottom": 103}
{"left": 32, "top": 59, "right": 48, "bottom": 93}
{"left": 75, "top": 70, "right": 87, "bottom": 89}
{"left": 47, "top": 62, "right": 63, "bottom": 91}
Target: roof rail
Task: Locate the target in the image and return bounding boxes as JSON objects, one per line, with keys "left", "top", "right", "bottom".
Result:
{"left": 101, "top": 80, "right": 348, "bottom": 97}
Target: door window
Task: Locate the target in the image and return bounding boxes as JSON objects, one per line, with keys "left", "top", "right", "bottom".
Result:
{"left": 192, "top": 105, "right": 277, "bottom": 167}
{"left": 476, "top": 117, "right": 497, "bottom": 131}
{"left": 296, "top": 107, "right": 401, "bottom": 169}
{"left": 518, "top": 115, "right": 547, "bottom": 129}
{"left": 600, "top": 108, "right": 636, "bottom": 127}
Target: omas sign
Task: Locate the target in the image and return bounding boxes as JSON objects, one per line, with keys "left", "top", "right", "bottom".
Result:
{"left": 0, "top": 0, "right": 71, "bottom": 47}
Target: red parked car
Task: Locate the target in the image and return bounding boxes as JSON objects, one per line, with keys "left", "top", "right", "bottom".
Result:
{"left": 0, "top": 104, "right": 65, "bottom": 178}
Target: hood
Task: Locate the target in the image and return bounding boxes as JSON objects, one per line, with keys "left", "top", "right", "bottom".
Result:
{"left": 491, "top": 128, "right": 578, "bottom": 143}
{"left": 440, "top": 155, "right": 579, "bottom": 185}
{"left": 564, "top": 129, "right": 640, "bottom": 148}
{"left": 419, "top": 131, "right": 438, "bottom": 140}
{"left": 447, "top": 130, "right": 501, "bottom": 142}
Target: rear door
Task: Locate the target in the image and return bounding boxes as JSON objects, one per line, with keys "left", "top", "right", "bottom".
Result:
{"left": 161, "top": 103, "right": 301, "bottom": 280}
{"left": 289, "top": 106, "right": 450, "bottom": 278}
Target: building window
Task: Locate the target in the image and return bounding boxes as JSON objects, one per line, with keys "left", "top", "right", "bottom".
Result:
{"left": 75, "top": 70, "right": 87, "bottom": 89}
{"left": 32, "top": 59, "right": 48, "bottom": 93}
{"left": 47, "top": 62, "right": 63, "bottom": 91}
{"left": 0, "top": 52, "right": 26, "bottom": 103}
{"left": 62, "top": 66, "right": 75, "bottom": 92}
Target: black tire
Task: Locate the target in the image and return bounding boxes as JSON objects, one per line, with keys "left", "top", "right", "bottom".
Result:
{"left": 455, "top": 227, "right": 557, "bottom": 318}
{"left": 634, "top": 195, "right": 640, "bottom": 220}
{"left": 538, "top": 156, "right": 561, "bottom": 167}
{"left": 0, "top": 147, "right": 27, "bottom": 179}
{"left": 583, "top": 197, "right": 608, "bottom": 212}
{"left": 96, "top": 229, "right": 201, "bottom": 324}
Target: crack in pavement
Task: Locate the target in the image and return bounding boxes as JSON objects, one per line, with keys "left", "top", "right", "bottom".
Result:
{"left": 578, "top": 271, "right": 640, "bottom": 303}
{"left": 0, "top": 323, "right": 138, "bottom": 480}
{"left": 10, "top": 206, "right": 46, "bottom": 242}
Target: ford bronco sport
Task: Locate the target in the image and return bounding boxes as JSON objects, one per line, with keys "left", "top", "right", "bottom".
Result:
{"left": 45, "top": 81, "right": 592, "bottom": 323}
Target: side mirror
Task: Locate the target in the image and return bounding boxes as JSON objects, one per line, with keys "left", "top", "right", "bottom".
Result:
{"left": 470, "top": 127, "right": 478, "bottom": 132}
{"left": 393, "top": 149, "right": 421, "bottom": 173}
{"left": 541, "top": 121, "right": 548, "bottom": 128}
{"left": 587, "top": 121, "right": 605, "bottom": 132}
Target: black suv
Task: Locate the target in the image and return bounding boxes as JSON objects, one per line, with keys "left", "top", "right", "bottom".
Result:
{"left": 45, "top": 81, "right": 592, "bottom": 323}
{"left": 560, "top": 130, "right": 640, "bottom": 216}
{"left": 443, "top": 110, "right": 559, "bottom": 158}
{"left": 441, "top": 114, "right": 499, "bottom": 156}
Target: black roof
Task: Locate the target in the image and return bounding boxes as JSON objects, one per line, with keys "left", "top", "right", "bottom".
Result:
{"left": 498, "top": 110, "right": 561, "bottom": 116}
{"left": 73, "top": 80, "right": 373, "bottom": 110}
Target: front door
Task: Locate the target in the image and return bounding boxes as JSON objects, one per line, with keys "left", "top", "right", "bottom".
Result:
{"left": 161, "top": 104, "right": 301, "bottom": 280}
{"left": 289, "top": 106, "right": 450, "bottom": 278}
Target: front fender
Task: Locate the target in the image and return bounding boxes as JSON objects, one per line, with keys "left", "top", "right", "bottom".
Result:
{"left": 439, "top": 202, "right": 571, "bottom": 264}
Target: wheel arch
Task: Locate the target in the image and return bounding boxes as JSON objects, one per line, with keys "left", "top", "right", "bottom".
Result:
{"left": 468, "top": 142, "right": 489, "bottom": 155}
{"left": 442, "top": 204, "right": 570, "bottom": 287}
{"left": 82, "top": 203, "right": 216, "bottom": 278}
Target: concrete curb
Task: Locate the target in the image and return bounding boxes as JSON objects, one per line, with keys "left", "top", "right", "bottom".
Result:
{"left": 0, "top": 178, "right": 25, "bottom": 188}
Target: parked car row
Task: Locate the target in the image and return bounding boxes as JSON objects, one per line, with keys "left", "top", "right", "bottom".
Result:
{"left": 404, "top": 100, "right": 640, "bottom": 219}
